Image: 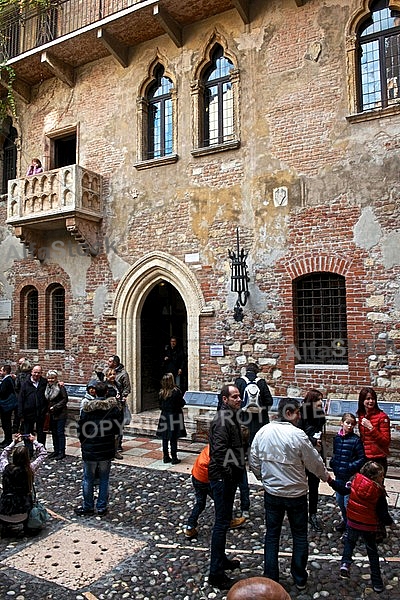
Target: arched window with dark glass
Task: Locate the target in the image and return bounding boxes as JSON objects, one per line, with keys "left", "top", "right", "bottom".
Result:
{"left": 203, "top": 45, "right": 235, "bottom": 146}
{"left": 1, "top": 122, "right": 17, "bottom": 195}
{"left": 147, "top": 65, "right": 173, "bottom": 159}
{"left": 48, "top": 285, "right": 65, "bottom": 350}
{"left": 293, "top": 273, "right": 348, "bottom": 365}
{"left": 22, "top": 287, "right": 39, "bottom": 349}
{"left": 358, "top": 1, "right": 400, "bottom": 111}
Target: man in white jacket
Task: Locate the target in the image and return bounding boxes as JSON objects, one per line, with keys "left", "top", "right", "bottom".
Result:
{"left": 250, "top": 398, "right": 331, "bottom": 591}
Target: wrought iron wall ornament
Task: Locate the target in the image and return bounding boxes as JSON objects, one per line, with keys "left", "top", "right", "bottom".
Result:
{"left": 228, "top": 228, "right": 250, "bottom": 321}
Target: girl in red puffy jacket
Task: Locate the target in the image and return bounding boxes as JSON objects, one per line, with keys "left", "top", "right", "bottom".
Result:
{"left": 357, "top": 387, "right": 391, "bottom": 475}
{"left": 333, "top": 461, "right": 393, "bottom": 593}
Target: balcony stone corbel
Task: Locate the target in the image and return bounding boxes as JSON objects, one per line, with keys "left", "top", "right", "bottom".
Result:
{"left": 41, "top": 51, "right": 75, "bottom": 87}
{"left": 153, "top": 4, "right": 182, "bottom": 48}
{"left": 13, "top": 226, "right": 46, "bottom": 260}
{"left": 231, "top": 0, "right": 250, "bottom": 24}
{"left": 66, "top": 216, "right": 101, "bottom": 257}
{"left": 0, "top": 71, "right": 31, "bottom": 103}
{"left": 97, "top": 28, "right": 129, "bottom": 68}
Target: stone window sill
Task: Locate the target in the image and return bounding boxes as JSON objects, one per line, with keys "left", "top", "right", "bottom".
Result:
{"left": 346, "top": 103, "right": 400, "bottom": 123}
{"left": 295, "top": 364, "right": 349, "bottom": 371}
{"left": 134, "top": 154, "right": 178, "bottom": 170}
{"left": 191, "top": 139, "right": 240, "bottom": 157}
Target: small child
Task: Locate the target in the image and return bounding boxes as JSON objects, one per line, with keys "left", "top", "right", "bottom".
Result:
{"left": 184, "top": 444, "right": 212, "bottom": 538}
{"left": 332, "top": 461, "right": 393, "bottom": 593}
{"left": 329, "top": 412, "right": 365, "bottom": 531}
{"left": 184, "top": 444, "right": 246, "bottom": 538}
{"left": 80, "top": 379, "right": 98, "bottom": 415}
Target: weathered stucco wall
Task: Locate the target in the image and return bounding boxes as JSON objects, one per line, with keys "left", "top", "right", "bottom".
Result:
{"left": 1, "top": 0, "right": 400, "bottom": 402}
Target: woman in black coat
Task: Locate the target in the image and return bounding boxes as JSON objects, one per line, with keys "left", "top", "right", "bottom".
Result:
{"left": 45, "top": 370, "right": 68, "bottom": 460}
{"left": 0, "top": 365, "right": 17, "bottom": 447}
{"left": 156, "top": 373, "right": 186, "bottom": 464}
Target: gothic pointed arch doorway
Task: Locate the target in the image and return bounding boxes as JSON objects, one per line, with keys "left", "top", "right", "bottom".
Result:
{"left": 141, "top": 281, "right": 187, "bottom": 411}
{"left": 112, "top": 251, "right": 214, "bottom": 415}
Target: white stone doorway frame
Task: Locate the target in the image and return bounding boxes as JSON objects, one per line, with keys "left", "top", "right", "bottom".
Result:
{"left": 111, "top": 251, "right": 213, "bottom": 414}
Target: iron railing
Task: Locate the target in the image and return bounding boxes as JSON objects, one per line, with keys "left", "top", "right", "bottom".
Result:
{"left": 0, "top": 0, "right": 144, "bottom": 60}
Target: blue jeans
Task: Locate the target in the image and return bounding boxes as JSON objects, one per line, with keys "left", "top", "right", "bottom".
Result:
{"left": 51, "top": 417, "right": 66, "bottom": 456}
{"left": 187, "top": 476, "right": 212, "bottom": 528}
{"left": 209, "top": 478, "right": 238, "bottom": 578}
{"left": 336, "top": 488, "right": 349, "bottom": 522}
{"left": 264, "top": 491, "right": 308, "bottom": 586}
{"left": 82, "top": 460, "right": 111, "bottom": 511}
{"left": 342, "top": 526, "right": 383, "bottom": 588}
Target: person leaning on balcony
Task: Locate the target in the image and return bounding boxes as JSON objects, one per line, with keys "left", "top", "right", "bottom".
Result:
{"left": 26, "top": 158, "right": 43, "bottom": 176}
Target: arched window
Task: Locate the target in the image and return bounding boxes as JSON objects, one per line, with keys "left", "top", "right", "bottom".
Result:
{"left": 1, "top": 121, "right": 17, "bottom": 195}
{"left": 47, "top": 285, "right": 65, "bottom": 350}
{"left": 147, "top": 65, "right": 173, "bottom": 159}
{"left": 202, "top": 45, "right": 235, "bottom": 146}
{"left": 21, "top": 287, "right": 39, "bottom": 349}
{"left": 358, "top": 1, "right": 400, "bottom": 111}
{"left": 293, "top": 273, "right": 348, "bottom": 365}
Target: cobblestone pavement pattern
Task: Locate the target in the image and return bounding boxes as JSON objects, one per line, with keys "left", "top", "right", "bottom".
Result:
{"left": 0, "top": 436, "right": 399, "bottom": 600}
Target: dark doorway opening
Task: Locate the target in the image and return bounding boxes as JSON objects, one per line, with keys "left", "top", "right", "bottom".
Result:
{"left": 53, "top": 134, "right": 76, "bottom": 168}
{"left": 140, "top": 281, "right": 187, "bottom": 411}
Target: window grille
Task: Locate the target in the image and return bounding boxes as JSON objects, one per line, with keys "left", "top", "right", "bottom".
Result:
{"left": 51, "top": 287, "right": 65, "bottom": 350}
{"left": 293, "top": 273, "right": 348, "bottom": 365}
{"left": 27, "top": 290, "right": 38, "bottom": 349}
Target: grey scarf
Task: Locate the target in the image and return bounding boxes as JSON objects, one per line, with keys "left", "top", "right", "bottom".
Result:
{"left": 45, "top": 383, "right": 60, "bottom": 401}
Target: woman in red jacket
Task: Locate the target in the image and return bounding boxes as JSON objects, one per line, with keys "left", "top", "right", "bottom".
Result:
{"left": 357, "top": 387, "right": 391, "bottom": 475}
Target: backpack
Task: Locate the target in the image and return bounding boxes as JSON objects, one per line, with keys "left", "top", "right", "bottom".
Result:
{"left": 240, "top": 376, "right": 262, "bottom": 413}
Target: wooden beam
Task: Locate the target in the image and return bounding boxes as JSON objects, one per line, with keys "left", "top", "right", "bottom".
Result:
{"left": 153, "top": 4, "right": 182, "bottom": 48}
{"left": 0, "top": 72, "right": 31, "bottom": 103}
{"left": 97, "top": 28, "right": 129, "bottom": 68}
{"left": 41, "top": 51, "right": 74, "bottom": 87}
{"left": 231, "top": 0, "right": 250, "bottom": 24}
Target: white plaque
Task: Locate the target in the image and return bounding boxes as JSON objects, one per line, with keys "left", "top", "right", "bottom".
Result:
{"left": 0, "top": 299, "right": 12, "bottom": 319}
{"left": 210, "top": 344, "right": 224, "bottom": 357}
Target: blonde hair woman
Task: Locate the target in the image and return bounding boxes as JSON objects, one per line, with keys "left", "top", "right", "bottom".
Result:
{"left": 45, "top": 370, "right": 68, "bottom": 460}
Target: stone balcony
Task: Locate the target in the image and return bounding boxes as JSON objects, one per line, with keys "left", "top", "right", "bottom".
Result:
{"left": 6, "top": 164, "right": 103, "bottom": 258}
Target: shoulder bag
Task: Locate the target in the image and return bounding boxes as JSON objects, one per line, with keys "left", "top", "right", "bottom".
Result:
{"left": 27, "top": 486, "right": 50, "bottom": 530}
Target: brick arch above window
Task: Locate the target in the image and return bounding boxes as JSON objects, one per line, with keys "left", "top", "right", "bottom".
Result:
{"left": 285, "top": 254, "right": 353, "bottom": 280}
